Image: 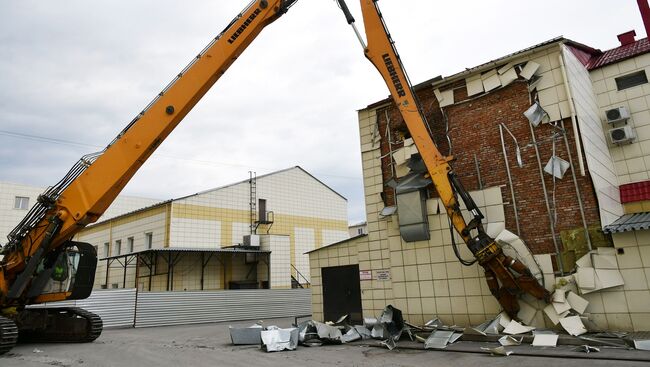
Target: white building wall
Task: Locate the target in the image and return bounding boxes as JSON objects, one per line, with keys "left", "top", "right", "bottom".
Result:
{"left": 169, "top": 218, "right": 220, "bottom": 248}
{"left": 176, "top": 181, "right": 249, "bottom": 211}
{"left": 255, "top": 168, "right": 348, "bottom": 221}
{"left": 76, "top": 227, "right": 111, "bottom": 288}
{"left": 0, "top": 182, "right": 43, "bottom": 243}
{"left": 321, "top": 229, "right": 349, "bottom": 247}
{"left": 260, "top": 235, "right": 291, "bottom": 289}
{"left": 175, "top": 167, "right": 348, "bottom": 221}
{"left": 107, "top": 212, "right": 167, "bottom": 254}
{"left": 294, "top": 227, "right": 315, "bottom": 280}
{"left": 592, "top": 52, "right": 650, "bottom": 186}
{"left": 232, "top": 222, "right": 251, "bottom": 246}
{"left": 0, "top": 181, "right": 160, "bottom": 244}
{"left": 562, "top": 45, "right": 623, "bottom": 226}
{"left": 533, "top": 49, "right": 573, "bottom": 123}
{"left": 76, "top": 211, "right": 166, "bottom": 288}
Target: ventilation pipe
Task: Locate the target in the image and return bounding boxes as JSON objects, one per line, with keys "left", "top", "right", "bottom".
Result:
{"left": 638, "top": 0, "right": 650, "bottom": 37}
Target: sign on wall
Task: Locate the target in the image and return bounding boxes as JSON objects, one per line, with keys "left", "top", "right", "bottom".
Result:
{"left": 375, "top": 269, "right": 391, "bottom": 281}
{"left": 359, "top": 270, "right": 372, "bottom": 281}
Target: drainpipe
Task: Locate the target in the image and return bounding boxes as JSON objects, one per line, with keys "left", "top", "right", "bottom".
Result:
{"left": 560, "top": 121, "right": 593, "bottom": 251}
{"left": 558, "top": 49, "right": 592, "bottom": 251}
{"left": 499, "top": 124, "right": 522, "bottom": 236}
{"left": 558, "top": 49, "right": 586, "bottom": 177}
{"left": 638, "top": 0, "right": 650, "bottom": 37}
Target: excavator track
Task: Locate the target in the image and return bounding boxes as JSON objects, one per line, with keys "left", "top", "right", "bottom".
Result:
{"left": 17, "top": 307, "right": 102, "bottom": 344}
{"left": 0, "top": 316, "right": 19, "bottom": 355}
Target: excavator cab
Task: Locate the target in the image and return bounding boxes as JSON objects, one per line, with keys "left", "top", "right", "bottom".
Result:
{"left": 26, "top": 242, "right": 97, "bottom": 303}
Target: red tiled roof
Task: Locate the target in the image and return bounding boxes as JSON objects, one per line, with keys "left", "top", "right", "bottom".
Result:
{"left": 588, "top": 38, "right": 650, "bottom": 70}
{"left": 620, "top": 180, "right": 650, "bottom": 203}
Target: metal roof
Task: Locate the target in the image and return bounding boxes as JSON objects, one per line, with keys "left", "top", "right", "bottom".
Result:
{"left": 100, "top": 247, "right": 270, "bottom": 261}
{"left": 603, "top": 212, "right": 650, "bottom": 234}
{"left": 306, "top": 234, "right": 367, "bottom": 254}
{"left": 588, "top": 37, "right": 650, "bottom": 70}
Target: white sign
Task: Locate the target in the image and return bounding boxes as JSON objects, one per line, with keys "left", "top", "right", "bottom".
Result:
{"left": 375, "top": 270, "right": 391, "bottom": 281}
{"left": 359, "top": 270, "right": 372, "bottom": 281}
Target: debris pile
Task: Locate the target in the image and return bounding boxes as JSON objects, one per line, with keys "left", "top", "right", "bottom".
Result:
{"left": 230, "top": 303, "right": 648, "bottom": 355}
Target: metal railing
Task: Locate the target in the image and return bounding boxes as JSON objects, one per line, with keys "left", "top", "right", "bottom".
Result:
{"left": 290, "top": 264, "right": 311, "bottom": 289}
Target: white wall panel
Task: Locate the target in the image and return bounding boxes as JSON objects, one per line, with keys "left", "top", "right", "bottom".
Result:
{"left": 563, "top": 45, "right": 624, "bottom": 226}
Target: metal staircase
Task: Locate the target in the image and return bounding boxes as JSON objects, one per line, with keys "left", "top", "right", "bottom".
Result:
{"left": 290, "top": 264, "right": 310, "bottom": 289}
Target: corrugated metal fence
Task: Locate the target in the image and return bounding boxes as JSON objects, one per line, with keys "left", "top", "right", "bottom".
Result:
{"left": 29, "top": 288, "right": 137, "bottom": 328}
{"left": 135, "top": 289, "right": 312, "bottom": 328}
{"left": 31, "top": 289, "right": 311, "bottom": 329}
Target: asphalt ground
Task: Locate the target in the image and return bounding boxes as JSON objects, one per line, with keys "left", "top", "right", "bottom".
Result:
{"left": 1, "top": 317, "right": 649, "bottom": 367}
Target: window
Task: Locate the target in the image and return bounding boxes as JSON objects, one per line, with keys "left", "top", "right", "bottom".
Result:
{"left": 14, "top": 196, "right": 29, "bottom": 210}
{"left": 103, "top": 242, "right": 110, "bottom": 257}
{"left": 145, "top": 232, "right": 153, "bottom": 249}
{"left": 616, "top": 70, "right": 648, "bottom": 91}
{"left": 115, "top": 240, "right": 121, "bottom": 256}
{"left": 100, "top": 284, "right": 108, "bottom": 289}
{"left": 127, "top": 237, "right": 134, "bottom": 253}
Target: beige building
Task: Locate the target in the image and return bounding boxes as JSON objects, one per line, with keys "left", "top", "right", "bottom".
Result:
{"left": 309, "top": 28, "right": 650, "bottom": 331}
{"left": 76, "top": 166, "right": 349, "bottom": 291}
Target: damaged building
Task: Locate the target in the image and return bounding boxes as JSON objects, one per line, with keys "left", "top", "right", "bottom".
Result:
{"left": 309, "top": 21, "right": 650, "bottom": 332}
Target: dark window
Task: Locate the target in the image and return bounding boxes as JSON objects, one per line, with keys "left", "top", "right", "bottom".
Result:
{"left": 258, "top": 199, "right": 267, "bottom": 222}
{"left": 145, "top": 232, "right": 153, "bottom": 249}
{"left": 616, "top": 70, "right": 648, "bottom": 91}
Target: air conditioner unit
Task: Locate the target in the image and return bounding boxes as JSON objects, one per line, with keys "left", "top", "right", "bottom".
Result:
{"left": 609, "top": 125, "right": 636, "bottom": 145}
{"left": 605, "top": 106, "right": 630, "bottom": 124}
{"left": 243, "top": 234, "right": 260, "bottom": 247}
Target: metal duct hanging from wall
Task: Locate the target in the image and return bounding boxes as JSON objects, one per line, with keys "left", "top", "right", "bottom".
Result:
{"left": 524, "top": 102, "right": 549, "bottom": 127}
{"left": 544, "top": 155, "right": 570, "bottom": 179}
{"left": 395, "top": 155, "right": 431, "bottom": 242}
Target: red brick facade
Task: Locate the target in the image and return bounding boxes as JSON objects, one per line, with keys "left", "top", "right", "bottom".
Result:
{"left": 376, "top": 80, "right": 601, "bottom": 254}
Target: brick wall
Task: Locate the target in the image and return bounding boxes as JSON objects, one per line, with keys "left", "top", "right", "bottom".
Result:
{"left": 376, "top": 80, "right": 601, "bottom": 255}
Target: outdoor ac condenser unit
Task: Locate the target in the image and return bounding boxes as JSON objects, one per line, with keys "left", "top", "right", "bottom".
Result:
{"left": 605, "top": 106, "right": 630, "bottom": 124}
{"left": 243, "top": 234, "right": 260, "bottom": 247}
{"left": 609, "top": 125, "right": 636, "bottom": 145}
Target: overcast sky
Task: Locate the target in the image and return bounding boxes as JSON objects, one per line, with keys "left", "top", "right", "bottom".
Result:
{"left": 0, "top": 1, "right": 644, "bottom": 224}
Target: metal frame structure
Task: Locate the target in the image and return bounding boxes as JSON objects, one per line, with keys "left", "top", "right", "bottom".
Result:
{"left": 101, "top": 247, "right": 271, "bottom": 292}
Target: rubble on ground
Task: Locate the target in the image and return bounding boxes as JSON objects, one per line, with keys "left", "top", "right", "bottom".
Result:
{"left": 232, "top": 230, "right": 645, "bottom": 354}
{"left": 232, "top": 301, "right": 647, "bottom": 354}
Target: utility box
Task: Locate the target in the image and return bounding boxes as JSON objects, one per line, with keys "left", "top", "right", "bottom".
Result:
{"left": 244, "top": 234, "right": 260, "bottom": 247}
